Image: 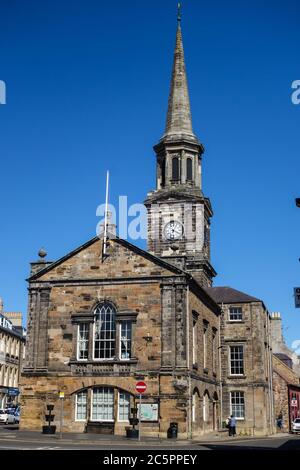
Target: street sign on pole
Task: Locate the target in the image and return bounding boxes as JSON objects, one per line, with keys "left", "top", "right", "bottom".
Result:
{"left": 294, "top": 288, "right": 300, "bottom": 308}
{"left": 135, "top": 382, "right": 147, "bottom": 441}
{"left": 59, "top": 391, "right": 65, "bottom": 439}
{"left": 135, "top": 382, "right": 147, "bottom": 394}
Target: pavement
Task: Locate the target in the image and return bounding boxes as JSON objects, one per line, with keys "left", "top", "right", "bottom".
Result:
{"left": 0, "top": 425, "right": 298, "bottom": 450}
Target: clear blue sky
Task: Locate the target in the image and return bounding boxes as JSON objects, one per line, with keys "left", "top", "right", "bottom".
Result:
{"left": 0, "top": 0, "right": 299, "bottom": 347}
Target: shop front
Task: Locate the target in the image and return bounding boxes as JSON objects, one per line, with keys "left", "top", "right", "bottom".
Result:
{"left": 288, "top": 384, "right": 300, "bottom": 430}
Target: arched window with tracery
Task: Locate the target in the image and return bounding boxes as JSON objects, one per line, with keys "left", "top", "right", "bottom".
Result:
{"left": 94, "top": 303, "right": 116, "bottom": 359}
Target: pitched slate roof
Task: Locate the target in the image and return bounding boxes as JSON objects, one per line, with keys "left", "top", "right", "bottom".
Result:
{"left": 274, "top": 353, "right": 293, "bottom": 369}
{"left": 204, "top": 286, "right": 262, "bottom": 304}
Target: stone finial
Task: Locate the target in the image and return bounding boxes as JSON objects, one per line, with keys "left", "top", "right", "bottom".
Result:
{"left": 0, "top": 297, "right": 3, "bottom": 313}
{"left": 38, "top": 248, "right": 47, "bottom": 260}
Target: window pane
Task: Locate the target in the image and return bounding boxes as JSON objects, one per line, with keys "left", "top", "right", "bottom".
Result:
{"left": 77, "top": 323, "right": 89, "bottom": 360}
{"left": 76, "top": 391, "right": 87, "bottom": 420}
{"left": 230, "top": 391, "right": 245, "bottom": 418}
{"left": 229, "top": 307, "right": 243, "bottom": 321}
{"left": 120, "top": 321, "right": 132, "bottom": 359}
{"left": 92, "top": 387, "right": 114, "bottom": 421}
{"left": 118, "top": 392, "right": 130, "bottom": 421}
{"left": 230, "top": 345, "right": 244, "bottom": 375}
{"left": 94, "top": 304, "right": 116, "bottom": 359}
{"left": 203, "top": 324, "right": 208, "bottom": 368}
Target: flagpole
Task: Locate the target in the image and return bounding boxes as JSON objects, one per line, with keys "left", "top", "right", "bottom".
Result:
{"left": 103, "top": 170, "right": 109, "bottom": 256}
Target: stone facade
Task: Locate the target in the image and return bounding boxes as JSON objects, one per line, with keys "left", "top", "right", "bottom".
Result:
{"left": 20, "top": 237, "right": 221, "bottom": 437}
{"left": 205, "top": 288, "right": 275, "bottom": 436}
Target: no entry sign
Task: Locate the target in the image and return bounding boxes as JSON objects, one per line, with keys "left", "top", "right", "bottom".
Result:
{"left": 136, "top": 381, "right": 147, "bottom": 394}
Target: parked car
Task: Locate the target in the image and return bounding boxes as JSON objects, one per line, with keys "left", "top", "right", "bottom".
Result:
{"left": 0, "top": 409, "right": 19, "bottom": 425}
{"left": 292, "top": 418, "right": 300, "bottom": 434}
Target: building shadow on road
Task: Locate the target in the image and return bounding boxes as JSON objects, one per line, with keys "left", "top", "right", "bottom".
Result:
{"left": 201, "top": 439, "right": 300, "bottom": 451}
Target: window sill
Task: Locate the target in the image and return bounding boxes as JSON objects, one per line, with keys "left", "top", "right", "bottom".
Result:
{"left": 227, "top": 375, "right": 246, "bottom": 379}
{"left": 70, "top": 358, "right": 138, "bottom": 365}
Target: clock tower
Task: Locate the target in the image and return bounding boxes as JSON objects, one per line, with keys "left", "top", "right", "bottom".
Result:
{"left": 145, "top": 15, "right": 216, "bottom": 287}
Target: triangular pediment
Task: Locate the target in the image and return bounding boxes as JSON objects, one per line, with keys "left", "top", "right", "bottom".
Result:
{"left": 145, "top": 190, "right": 204, "bottom": 205}
{"left": 29, "top": 236, "right": 184, "bottom": 282}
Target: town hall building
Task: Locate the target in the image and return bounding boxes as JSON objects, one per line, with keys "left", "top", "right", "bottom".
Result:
{"left": 20, "top": 14, "right": 274, "bottom": 437}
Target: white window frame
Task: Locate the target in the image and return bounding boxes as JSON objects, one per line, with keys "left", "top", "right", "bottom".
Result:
{"left": 75, "top": 391, "right": 88, "bottom": 422}
{"left": 77, "top": 323, "right": 89, "bottom": 361}
{"left": 230, "top": 391, "right": 245, "bottom": 420}
{"left": 203, "top": 323, "right": 208, "bottom": 369}
{"left": 90, "top": 387, "right": 114, "bottom": 422}
{"left": 203, "top": 394, "right": 209, "bottom": 422}
{"left": 93, "top": 304, "right": 116, "bottom": 361}
{"left": 192, "top": 318, "right": 197, "bottom": 365}
{"left": 117, "top": 391, "right": 130, "bottom": 422}
{"left": 229, "top": 345, "right": 245, "bottom": 376}
{"left": 212, "top": 330, "right": 217, "bottom": 373}
{"left": 192, "top": 393, "right": 196, "bottom": 423}
{"left": 228, "top": 306, "right": 243, "bottom": 322}
{"left": 119, "top": 321, "right": 132, "bottom": 361}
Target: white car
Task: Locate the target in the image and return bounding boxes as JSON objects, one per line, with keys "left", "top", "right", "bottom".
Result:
{"left": 291, "top": 418, "right": 300, "bottom": 434}
{"left": 0, "top": 409, "right": 17, "bottom": 425}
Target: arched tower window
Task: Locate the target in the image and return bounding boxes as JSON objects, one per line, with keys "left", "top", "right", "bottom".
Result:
{"left": 186, "top": 158, "right": 193, "bottom": 181}
{"left": 172, "top": 157, "right": 179, "bottom": 181}
{"left": 94, "top": 303, "right": 116, "bottom": 359}
{"left": 161, "top": 160, "right": 165, "bottom": 187}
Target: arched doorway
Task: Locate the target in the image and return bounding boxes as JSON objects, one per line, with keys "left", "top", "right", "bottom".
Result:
{"left": 72, "top": 385, "right": 135, "bottom": 434}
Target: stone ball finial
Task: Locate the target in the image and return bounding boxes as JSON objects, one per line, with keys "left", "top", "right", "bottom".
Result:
{"left": 38, "top": 248, "right": 47, "bottom": 259}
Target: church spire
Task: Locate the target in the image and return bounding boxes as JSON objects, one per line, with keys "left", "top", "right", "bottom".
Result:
{"left": 162, "top": 7, "right": 197, "bottom": 142}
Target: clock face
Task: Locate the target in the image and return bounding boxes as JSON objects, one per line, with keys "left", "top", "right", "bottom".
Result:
{"left": 164, "top": 220, "right": 184, "bottom": 241}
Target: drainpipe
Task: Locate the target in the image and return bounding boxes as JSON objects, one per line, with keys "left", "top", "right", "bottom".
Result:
{"left": 218, "top": 305, "right": 223, "bottom": 430}
{"left": 267, "top": 313, "right": 275, "bottom": 434}
{"left": 250, "top": 304, "right": 255, "bottom": 436}
{"left": 186, "top": 284, "right": 192, "bottom": 440}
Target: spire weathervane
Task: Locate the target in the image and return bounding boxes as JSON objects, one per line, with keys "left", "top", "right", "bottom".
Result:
{"left": 177, "top": 2, "right": 182, "bottom": 23}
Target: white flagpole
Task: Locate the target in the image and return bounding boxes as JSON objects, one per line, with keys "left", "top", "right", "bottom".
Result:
{"left": 103, "top": 170, "right": 109, "bottom": 256}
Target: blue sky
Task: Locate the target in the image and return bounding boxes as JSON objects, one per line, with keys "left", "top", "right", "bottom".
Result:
{"left": 0, "top": 0, "right": 299, "bottom": 347}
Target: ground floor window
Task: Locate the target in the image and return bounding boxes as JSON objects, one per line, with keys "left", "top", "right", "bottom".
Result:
{"left": 76, "top": 391, "right": 87, "bottom": 421}
{"left": 192, "top": 393, "right": 196, "bottom": 422}
{"left": 230, "top": 391, "right": 245, "bottom": 419}
{"left": 118, "top": 392, "right": 130, "bottom": 422}
{"left": 91, "top": 387, "right": 114, "bottom": 421}
{"left": 203, "top": 394, "right": 209, "bottom": 422}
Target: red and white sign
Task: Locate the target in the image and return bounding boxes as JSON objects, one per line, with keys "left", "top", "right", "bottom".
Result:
{"left": 291, "top": 399, "right": 298, "bottom": 407}
{"left": 136, "top": 381, "right": 147, "bottom": 394}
